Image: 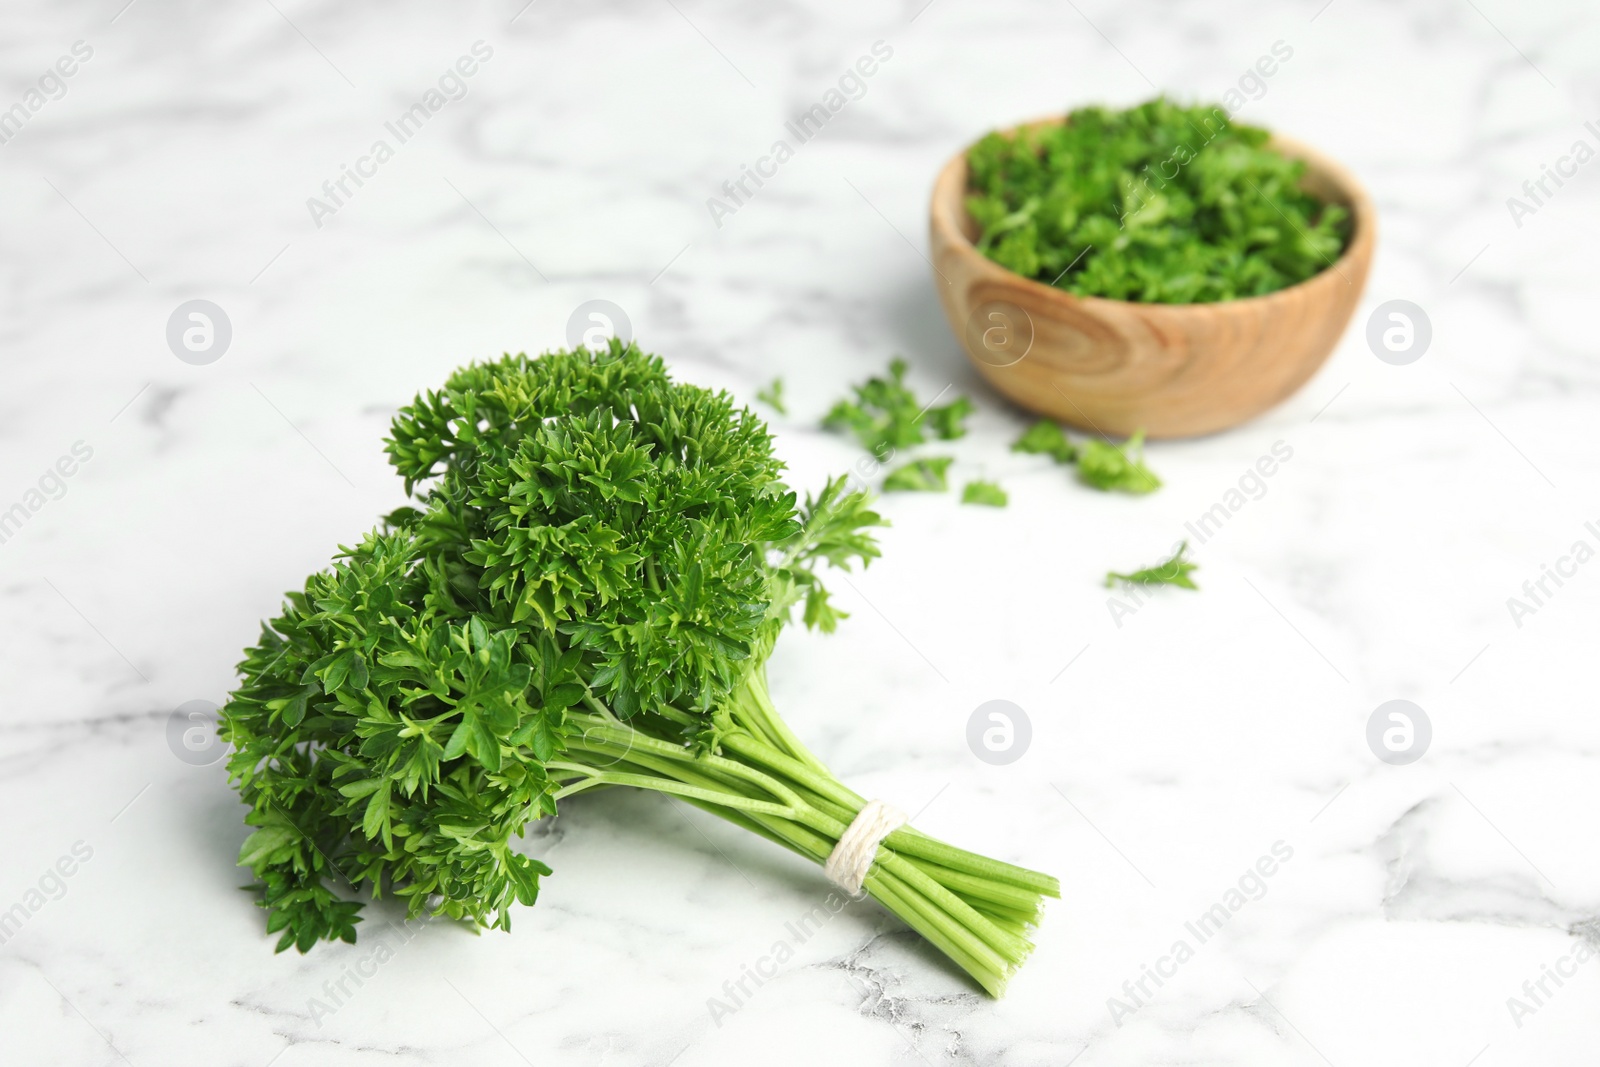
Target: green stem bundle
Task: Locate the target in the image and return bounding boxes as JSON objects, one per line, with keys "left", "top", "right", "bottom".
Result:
{"left": 551, "top": 668, "right": 1057, "bottom": 996}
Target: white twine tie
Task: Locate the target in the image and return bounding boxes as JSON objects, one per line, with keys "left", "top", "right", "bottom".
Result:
{"left": 824, "top": 799, "right": 908, "bottom": 895}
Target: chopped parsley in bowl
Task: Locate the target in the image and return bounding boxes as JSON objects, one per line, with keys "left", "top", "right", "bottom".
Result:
{"left": 964, "top": 98, "right": 1349, "bottom": 304}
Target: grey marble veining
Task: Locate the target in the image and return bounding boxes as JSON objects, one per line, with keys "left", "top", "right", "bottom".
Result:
{"left": 2, "top": 0, "right": 1599, "bottom": 1064}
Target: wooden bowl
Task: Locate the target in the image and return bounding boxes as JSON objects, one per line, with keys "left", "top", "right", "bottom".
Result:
{"left": 929, "top": 123, "right": 1376, "bottom": 438}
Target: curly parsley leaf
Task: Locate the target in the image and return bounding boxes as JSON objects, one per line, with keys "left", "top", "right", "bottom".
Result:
{"left": 883, "top": 456, "right": 954, "bottom": 493}
{"left": 1105, "top": 541, "right": 1199, "bottom": 590}
{"left": 925, "top": 395, "right": 975, "bottom": 441}
{"left": 823, "top": 358, "right": 972, "bottom": 454}
{"left": 1078, "top": 430, "right": 1161, "bottom": 494}
{"left": 960, "top": 480, "right": 1008, "bottom": 507}
{"left": 1011, "top": 420, "right": 1077, "bottom": 464}
{"left": 756, "top": 377, "right": 787, "bottom": 415}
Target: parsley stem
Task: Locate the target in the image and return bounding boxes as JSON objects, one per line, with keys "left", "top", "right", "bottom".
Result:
{"left": 554, "top": 714, "right": 1042, "bottom": 979}
{"left": 692, "top": 800, "right": 1012, "bottom": 995}
{"left": 718, "top": 728, "right": 1058, "bottom": 897}
{"left": 731, "top": 667, "right": 832, "bottom": 776}
{"left": 546, "top": 764, "right": 797, "bottom": 818}
{"left": 525, "top": 707, "right": 1048, "bottom": 994}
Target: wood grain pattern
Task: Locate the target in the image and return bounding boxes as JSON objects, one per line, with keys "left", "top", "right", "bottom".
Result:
{"left": 929, "top": 125, "right": 1377, "bottom": 439}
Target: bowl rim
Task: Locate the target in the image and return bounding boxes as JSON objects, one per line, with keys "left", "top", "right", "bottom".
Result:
{"left": 929, "top": 113, "right": 1377, "bottom": 316}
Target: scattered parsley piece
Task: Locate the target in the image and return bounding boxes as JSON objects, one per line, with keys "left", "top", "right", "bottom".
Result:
{"left": 961, "top": 480, "right": 1008, "bottom": 507}
{"left": 1105, "top": 541, "right": 1199, "bottom": 590}
{"left": 965, "top": 97, "right": 1350, "bottom": 303}
{"left": 823, "top": 358, "right": 972, "bottom": 454}
{"left": 883, "top": 456, "right": 953, "bottom": 492}
{"left": 756, "top": 377, "right": 787, "bottom": 415}
{"left": 1011, "top": 420, "right": 1077, "bottom": 464}
{"left": 925, "top": 395, "right": 975, "bottom": 441}
{"left": 1078, "top": 430, "right": 1161, "bottom": 494}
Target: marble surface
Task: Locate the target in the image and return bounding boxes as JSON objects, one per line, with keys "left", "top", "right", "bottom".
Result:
{"left": 3, "top": 0, "right": 1600, "bottom": 1063}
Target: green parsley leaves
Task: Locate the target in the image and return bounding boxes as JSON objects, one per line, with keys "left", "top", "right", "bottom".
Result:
{"left": 965, "top": 98, "right": 1350, "bottom": 303}
{"left": 882, "top": 456, "right": 953, "bottom": 492}
{"left": 923, "top": 395, "right": 975, "bottom": 441}
{"left": 823, "top": 357, "right": 972, "bottom": 454}
{"left": 756, "top": 376, "right": 787, "bottom": 414}
{"left": 1011, "top": 420, "right": 1161, "bottom": 495}
{"left": 824, "top": 359, "right": 1002, "bottom": 502}
{"left": 1105, "top": 541, "right": 1199, "bottom": 590}
{"left": 1078, "top": 431, "right": 1162, "bottom": 494}
{"left": 961, "top": 479, "right": 1008, "bottom": 507}
{"left": 1011, "top": 420, "right": 1077, "bottom": 464}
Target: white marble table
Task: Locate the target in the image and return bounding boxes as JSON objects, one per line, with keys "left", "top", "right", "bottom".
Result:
{"left": 3, "top": 0, "right": 1598, "bottom": 1063}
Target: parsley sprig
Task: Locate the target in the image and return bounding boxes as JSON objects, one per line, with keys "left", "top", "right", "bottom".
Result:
{"left": 1011, "top": 420, "right": 1077, "bottom": 464}
{"left": 1106, "top": 541, "right": 1199, "bottom": 590}
{"left": 1013, "top": 419, "right": 1161, "bottom": 494}
{"left": 1078, "top": 431, "right": 1162, "bottom": 494}
{"left": 823, "top": 357, "right": 972, "bottom": 455}
{"left": 756, "top": 376, "right": 787, "bottom": 414}
{"left": 961, "top": 479, "right": 1008, "bottom": 507}
{"left": 825, "top": 359, "right": 1008, "bottom": 505}
{"left": 883, "top": 456, "right": 953, "bottom": 492}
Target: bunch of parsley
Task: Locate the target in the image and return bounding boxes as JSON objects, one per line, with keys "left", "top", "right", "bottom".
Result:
{"left": 965, "top": 97, "right": 1349, "bottom": 303}
{"left": 221, "top": 342, "right": 1056, "bottom": 996}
